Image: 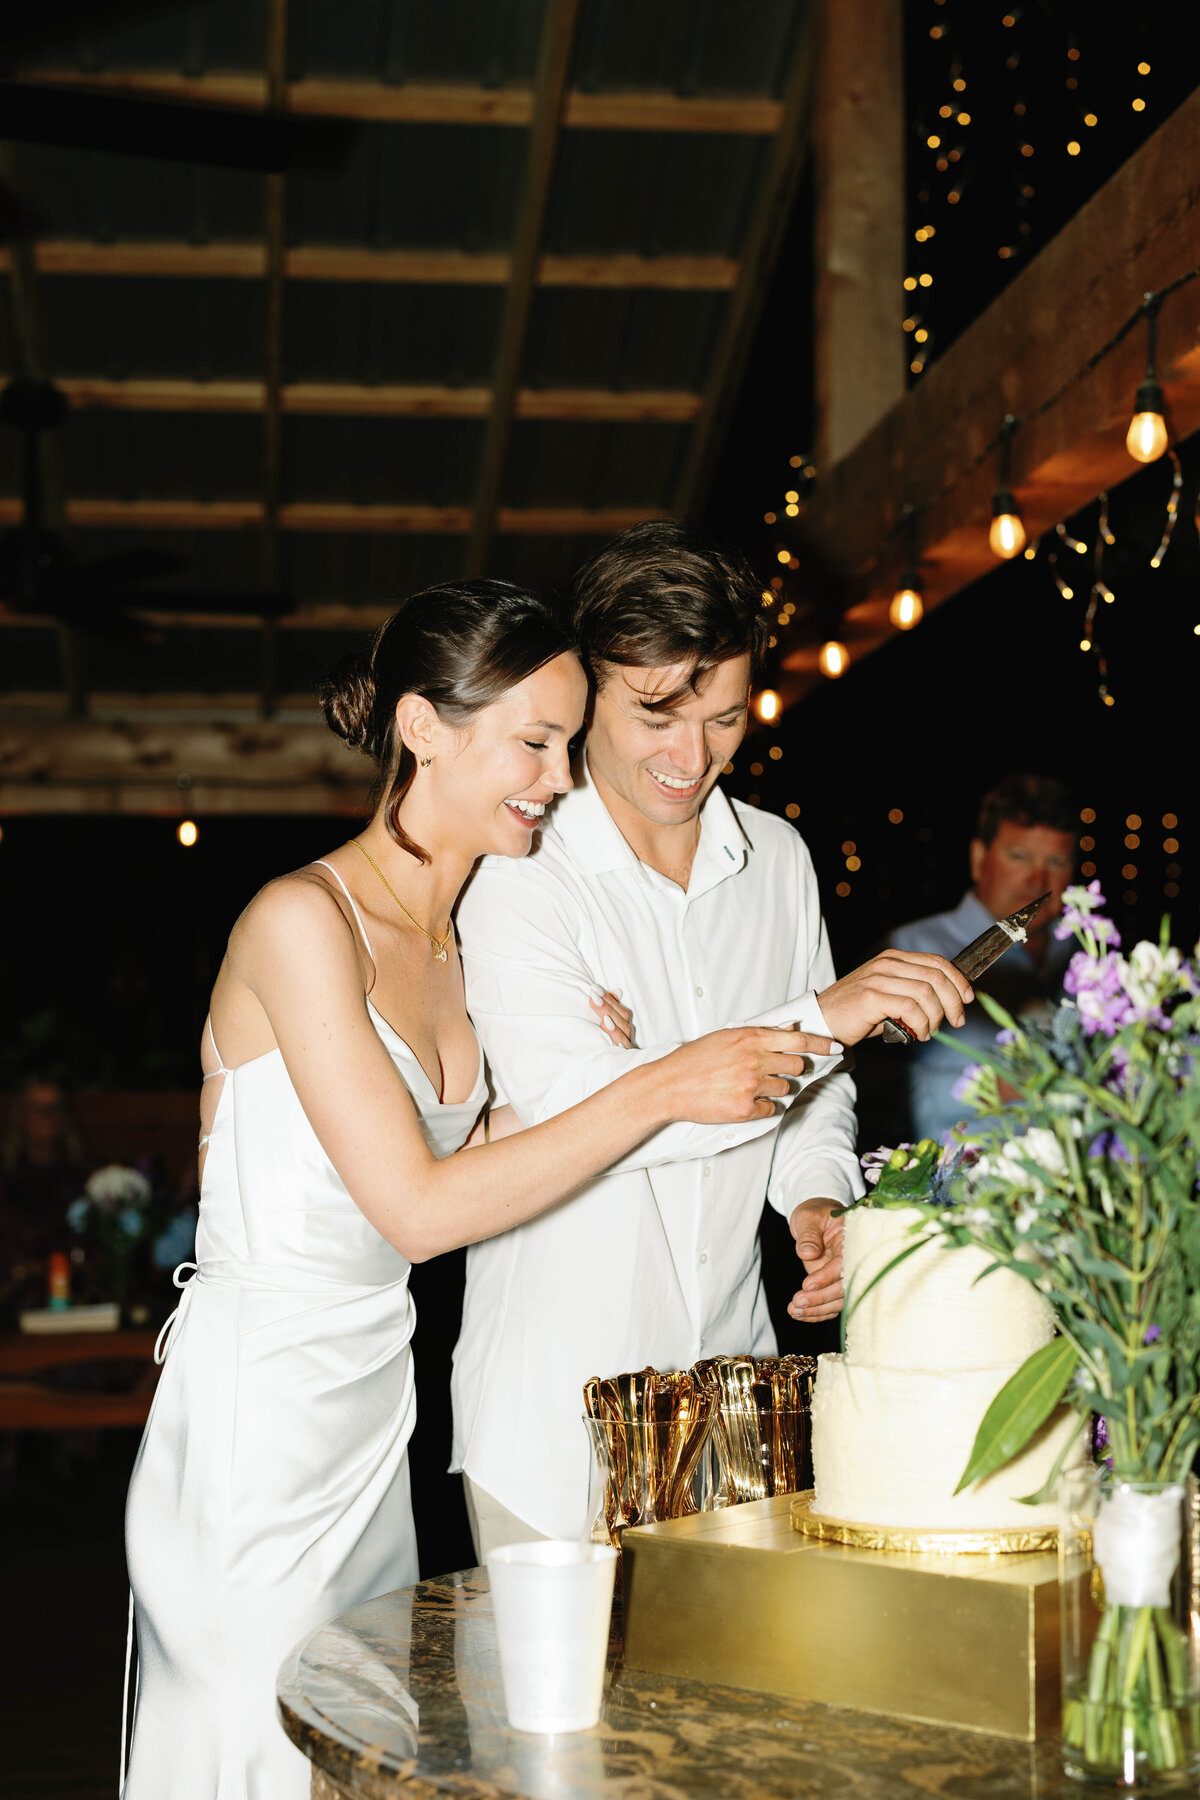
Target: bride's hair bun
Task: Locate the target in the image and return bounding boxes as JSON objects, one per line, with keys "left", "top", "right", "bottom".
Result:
{"left": 318, "top": 655, "right": 376, "bottom": 751}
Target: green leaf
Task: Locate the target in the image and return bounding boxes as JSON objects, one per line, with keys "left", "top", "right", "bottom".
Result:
{"left": 1013, "top": 1416, "right": 1084, "bottom": 1506}
{"left": 954, "top": 1336, "right": 1079, "bottom": 1494}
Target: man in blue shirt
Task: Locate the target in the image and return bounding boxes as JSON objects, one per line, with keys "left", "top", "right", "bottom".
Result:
{"left": 890, "top": 774, "right": 1077, "bottom": 1144}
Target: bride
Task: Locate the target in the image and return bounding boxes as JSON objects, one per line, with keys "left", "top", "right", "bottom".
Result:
{"left": 122, "top": 578, "right": 829, "bottom": 1799}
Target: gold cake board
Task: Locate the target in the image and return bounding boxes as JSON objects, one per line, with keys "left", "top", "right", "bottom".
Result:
{"left": 789, "top": 1490, "right": 1059, "bottom": 1555}
{"left": 622, "top": 1493, "right": 1061, "bottom": 1741}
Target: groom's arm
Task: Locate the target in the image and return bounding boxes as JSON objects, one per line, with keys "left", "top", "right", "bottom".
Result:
{"left": 456, "top": 860, "right": 842, "bottom": 1174}
{"left": 763, "top": 835, "right": 861, "bottom": 1320}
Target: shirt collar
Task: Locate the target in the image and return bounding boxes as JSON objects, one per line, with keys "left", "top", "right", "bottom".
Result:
{"left": 548, "top": 754, "right": 748, "bottom": 887}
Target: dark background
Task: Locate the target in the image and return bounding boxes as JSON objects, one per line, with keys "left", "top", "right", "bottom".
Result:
{"left": 3, "top": 14, "right": 1200, "bottom": 1787}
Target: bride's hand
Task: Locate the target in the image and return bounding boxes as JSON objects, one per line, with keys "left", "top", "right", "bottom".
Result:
{"left": 589, "top": 988, "right": 633, "bottom": 1049}
{"left": 659, "top": 1026, "right": 841, "bottom": 1125}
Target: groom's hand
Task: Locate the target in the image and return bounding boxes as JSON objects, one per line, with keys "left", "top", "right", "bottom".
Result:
{"left": 786, "top": 1198, "right": 845, "bottom": 1323}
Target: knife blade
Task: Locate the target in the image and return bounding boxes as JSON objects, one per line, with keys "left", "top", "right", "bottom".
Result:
{"left": 881, "top": 891, "right": 1051, "bottom": 1046}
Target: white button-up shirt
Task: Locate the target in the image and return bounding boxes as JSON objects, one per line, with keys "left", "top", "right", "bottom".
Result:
{"left": 451, "top": 762, "right": 859, "bottom": 1536}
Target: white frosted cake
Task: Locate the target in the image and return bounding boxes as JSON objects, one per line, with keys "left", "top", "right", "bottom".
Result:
{"left": 810, "top": 1204, "right": 1083, "bottom": 1529}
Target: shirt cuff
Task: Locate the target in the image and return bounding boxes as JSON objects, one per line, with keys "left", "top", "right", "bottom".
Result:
{"left": 748, "top": 991, "right": 843, "bottom": 1082}
{"left": 781, "top": 1153, "right": 862, "bottom": 1214}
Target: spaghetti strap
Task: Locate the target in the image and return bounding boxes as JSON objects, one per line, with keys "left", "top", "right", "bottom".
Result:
{"left": 201, "top": 1016, "right": 228, "bottom": 1080}
{"left": 314, "top": 859, "right": 377, "bottom": 971}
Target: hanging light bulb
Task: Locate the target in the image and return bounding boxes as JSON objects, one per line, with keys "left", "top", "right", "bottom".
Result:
{"left": 889, "top": 504, "right": 925, "bottom": 629}
{"left": 889, "top": 585, "right": 924, "bottom": 629}
{"left": 818, "top": 641, "right": 848, "bottom": 678}
{"left": 1126, "top": 292, "right": 1168, "bottom": 463}
{"left": 988, "top": 415, "right": 1026, "bottom": 558}
{"left": 754, "top": 688, "right": 781, "bottom": 723}
{"left": 1127, "top": 391, "right": 1168, "bottom": 462}
{"left": 989, "top": 489, "right": 1026, "bottom": 558}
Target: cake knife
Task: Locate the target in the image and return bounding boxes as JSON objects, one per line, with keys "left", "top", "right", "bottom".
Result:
{"left": 880, "top": 891, "right": 1050, "bottom": 1045}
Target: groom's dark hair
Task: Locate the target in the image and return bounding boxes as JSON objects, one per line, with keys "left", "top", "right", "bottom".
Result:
{"left": 569, "top": 519, "right": 768, "bottom": 709}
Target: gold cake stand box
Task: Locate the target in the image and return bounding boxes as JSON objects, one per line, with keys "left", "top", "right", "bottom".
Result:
{"left": 621, "top": 1493, "right": 1061, "bottom": 1741}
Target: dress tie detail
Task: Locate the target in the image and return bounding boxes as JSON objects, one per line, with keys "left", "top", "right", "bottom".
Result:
{"left": 153, "top": 1262, "right": 198, "bottom": 1365}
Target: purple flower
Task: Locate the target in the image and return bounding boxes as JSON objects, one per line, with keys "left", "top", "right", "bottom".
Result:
{"left": 1144, "top": 1324, "right": 1162, "bottom": 1344}
{"left": 1088, "top": 1129, "right": 1132, "bottom": 1164}
{"left": 1065, "top": 950, "right": 1136, "bottom": 1036}
{"left": 951, "top": 1063, "right": 984, "bottom": 1103}
{"left": 1055, "top": 881, "right": 1121, "bottom": 947}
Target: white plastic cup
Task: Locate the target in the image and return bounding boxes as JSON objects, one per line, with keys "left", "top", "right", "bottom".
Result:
{"left": 486, "top": 1540, "right": 618, "bottom": 1733}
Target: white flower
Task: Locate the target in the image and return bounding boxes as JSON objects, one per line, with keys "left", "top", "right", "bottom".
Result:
{"left": 84, "top": 1164, "right": 152, "bottom": 1213}
{"left": 1122, "top": 940, "right": 1182, "bottom": 1010}
{"left": 974, "top": 1127, "right": 1067, "bottom": 1193}
{"left": 1014, "top": 1204, "right": 1039, "bottom": 1235}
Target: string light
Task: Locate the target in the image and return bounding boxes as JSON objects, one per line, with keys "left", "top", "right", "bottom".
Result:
{"left": 754, "top": 689, "right": 781, "bottom": 723}
{"left": 1056, "top": 523, "right": 1088, "bottom": 555}
{"left": 989, "top": 416, "right": 1026, "bottom": 558}
{"left": 1149, "top": 451, "right": 1183, "bottom": 566}
{"left": 818, "top": 641, "right": 848, "bottom": 679}
{"left": 177, "top": 820, "right": 199, "bottom": 847}
{"left": 890, "top": 586, "right": 924, "bottom": 629}
{"left": 1126, "top": 293, "right": 1169, "bottom": 463}
{"left": 888, "top": 504, "right": 925, "bottom": 630}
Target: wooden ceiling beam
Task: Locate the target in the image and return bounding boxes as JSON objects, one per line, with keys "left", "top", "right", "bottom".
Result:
{"left": 0, "top": 604, "right": 395, "bottom": 631}
{"left": 786, "top": 83, "right": 1200, "bottom": 691}
{"left": 53, "top": 377, "right": 702, "bottom": 421}
{"left": 0, "top": 715, "right": 371, "bottom": 816}
{"left": 0, "top": 497, "right": 658, "bottom": 534}
{"left": 672, "top": 14, "right": 816, "bottom": 516}
{"left": 20, "top": 68, "right": 783, "bottom": 134}
{"left": 0, "top": 242, "right": 737, "bottom": 289}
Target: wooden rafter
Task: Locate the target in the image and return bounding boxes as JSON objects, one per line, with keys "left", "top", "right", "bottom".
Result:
{"left": 52, "top": 377, "right": 703, "bottom": 421}
{"left": 21, "top": 68, "right": 783, "bottom": 134}
{"left": 465, "top": 0, "right": 581, "bottom": 576}
{"left": 0, "top": 498, "right": 658, "bottom": 533}
{"left": 0, "top": 242, "right": 737, "bottom": 289}
{"left": 672, "top": 14, "right": 816, "bottom": 516}
{"left": 813, "top": 0, "right": 906, "bottom": 466}
{"left": 0, "top": 716, "right": 371, "bottom": 816}
{"left": 784, "top": 81, "right": 1200, "bottom": 690}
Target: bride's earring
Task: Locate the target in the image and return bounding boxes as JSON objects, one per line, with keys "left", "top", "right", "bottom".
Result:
{"left": 420, "top": 756, "right": 432, "bottom": 767}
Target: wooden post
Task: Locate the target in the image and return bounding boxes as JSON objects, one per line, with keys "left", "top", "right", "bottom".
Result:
{"left": 813, "top": 0, "right": 906, "bottom": 468}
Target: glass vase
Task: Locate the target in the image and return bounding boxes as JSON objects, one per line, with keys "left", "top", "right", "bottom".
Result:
{"left": 1059, "top": 1465, "right": 1200, "bottom": 1789}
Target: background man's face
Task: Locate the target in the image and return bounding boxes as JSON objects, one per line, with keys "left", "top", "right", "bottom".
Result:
{"left": 970, "top": 820, "right": 1076, "bottom": 926}
{"left": 586, "top": 654, "right": 751, "bottom": 829}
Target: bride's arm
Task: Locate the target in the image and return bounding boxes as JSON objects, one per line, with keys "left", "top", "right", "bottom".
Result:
{"left": 231, "top": 877, "right": 818, "bottom": 1263}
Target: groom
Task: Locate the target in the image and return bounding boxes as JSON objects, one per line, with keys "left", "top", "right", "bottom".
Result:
{"left": 453, "top": 520, "right": 972, "bottom": 1554}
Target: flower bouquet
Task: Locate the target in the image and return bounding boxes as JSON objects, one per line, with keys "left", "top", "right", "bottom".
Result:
{"left": 67, "top": 1162, "right": 195, "bottom": 1318}
{"left": 883, "top": 885, "right": 1200, "bottom": 1787}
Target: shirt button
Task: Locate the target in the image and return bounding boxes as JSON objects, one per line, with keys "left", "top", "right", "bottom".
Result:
{"left": 695, "top": 985, "right": 704, "bottom": 998}
{"left": 702, "top": 1164, "right": 711, "bottom": 1179}
{"left": 699, "top": 1252, "right": 709, "bottom": 1265}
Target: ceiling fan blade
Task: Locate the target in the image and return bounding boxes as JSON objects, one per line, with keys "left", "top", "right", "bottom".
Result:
{"left": 0, "top": 80, "right": 358, "bottom": 173}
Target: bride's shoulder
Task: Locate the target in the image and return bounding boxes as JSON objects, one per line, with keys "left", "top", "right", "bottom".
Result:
{"left": 229, "top": 867, "right": 358, "bottom": 966}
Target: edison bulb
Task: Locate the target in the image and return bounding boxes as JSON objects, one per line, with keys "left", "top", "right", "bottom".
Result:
{"left": 754, "top": 688, "right": 781, "bottom": 723}
{"left": 1126, "top": 409, "right": 1169, "bottom": 463}
{"left": 889, "top": 586, "right": 924, "bottom": 629}
{"left": 177, "top": 820, "right": 199, "bottom": 847}
{"left": 989, "top": 506, "right": 1026, "bottom": 559}
{"left": 818, "top": 641, "right": 848, "bottom": 678}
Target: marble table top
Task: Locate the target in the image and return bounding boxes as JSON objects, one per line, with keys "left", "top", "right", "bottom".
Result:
{"left": 278, "top": 1568, "right": 1076, "bottom": 1800}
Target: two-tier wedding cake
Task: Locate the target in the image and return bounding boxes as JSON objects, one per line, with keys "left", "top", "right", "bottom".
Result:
{"left": 810, "top": 1202, "right": 1083, "bottom": 1529}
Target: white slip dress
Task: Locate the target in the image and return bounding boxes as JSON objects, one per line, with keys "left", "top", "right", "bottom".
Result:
{"left": 122, "top": 863, "right": 486, "bottom": 1800}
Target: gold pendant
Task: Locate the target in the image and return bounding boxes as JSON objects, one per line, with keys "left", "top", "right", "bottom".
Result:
{"left": 434, "top": 945, "right": 448, "bottom": 963}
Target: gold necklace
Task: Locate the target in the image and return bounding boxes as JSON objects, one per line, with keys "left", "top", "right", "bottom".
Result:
{"left": 351, "top": 841, "right": 453, "bottom": 963}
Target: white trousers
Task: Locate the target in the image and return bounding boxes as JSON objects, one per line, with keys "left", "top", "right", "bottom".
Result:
{"left": 463, "top": 1476, "right": 549, "bottom": 1563}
